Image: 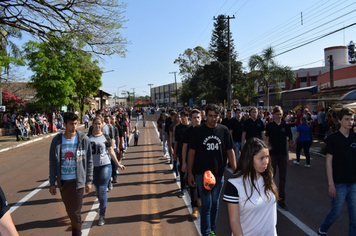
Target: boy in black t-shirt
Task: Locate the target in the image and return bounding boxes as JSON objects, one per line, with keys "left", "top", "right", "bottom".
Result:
{"left": 318, "top": 108, "right": 356, "bottom": 236}
{"left": 241, "top": 106, "right": 265, "bottom": 149}
{"left": 181, "top": 109, "right": 201, "bottom": 219}
{"left": 266, "top": 105, "right": 290, "bottom": 211}
{"left": 173, "top": 111, "right": 191, "bottom": 198}
{"left": 221, "top": 108, "right": 234, "bottom": 130}
{"left": 187, "top": 104, "right": 236, "bottom": 236}
{"left": 231, "top": 108, "right": 243, "bottom": 163}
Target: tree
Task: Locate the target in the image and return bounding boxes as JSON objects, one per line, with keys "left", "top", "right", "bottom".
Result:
{"left": 232, "top": 73, "right": 256, "bottom": 106}
{"left": 1, "top": 0, "right": 129, "bottom": 56}
{"left": 174, "top": 15, "right": 243, "bottom": 105}
{"left": 0, "top": 23, "right": 23, "bottom": 83}
{"left": 207, "top": 15, "right": 243, "bottom": 104}
{"left": 73, "top": 54, "right": 102, "bottom": 123}
{"left": 174, "top": 46, "right": 211, "bottom": 82}
{"left": 248, "top": 46, "right": 295, "bottom": 108}
{"left": 348, "top": 41, "right": 356, "bottom": 64}
{"left": 2, "top": 89, "right": 26, "bottom": 110}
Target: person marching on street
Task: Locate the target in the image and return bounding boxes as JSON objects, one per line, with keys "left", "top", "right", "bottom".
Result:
{"left": 188, "top": 104, "right": 237, "bottom": 236}
{"left": 88, "top": 116, "right": 125, "bottom": 226}
{"left": 241, "top": 107, "right": 265, "bottom": 150}
{"left": 318, "top": 108, "right": 356, "bottom": 236}
{"left": 181, "top": 109, "right": 202, "bottom": 219}
{"left": 49, "top": 112, "right": 93, "bottom": 236}
{"left": 223, "top": 138, "right": 278, "bottom": 236}
{"left": 265, "top": 105, "right": 291, "bottom": 211}
{"left": 173, "top": 110, "right": 191, "bottom": 198}
{"left": 132, "top": 126, "right": 140, "bottom": 146}
{"left": 231, "top": 108, "right": 244, "bottom": 163}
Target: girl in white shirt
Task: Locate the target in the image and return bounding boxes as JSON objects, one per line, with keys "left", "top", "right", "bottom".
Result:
{"left": 223, "top": 138, "right": 279, "bottom": 236}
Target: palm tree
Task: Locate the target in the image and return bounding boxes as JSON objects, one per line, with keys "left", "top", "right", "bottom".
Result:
{"left": 248, "top": 46, "right": 295, "bottom": 108}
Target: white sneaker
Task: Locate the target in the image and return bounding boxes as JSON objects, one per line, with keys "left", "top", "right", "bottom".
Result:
{"left": 305, "top": 164, "right": 310, "bottom": 168}
{"left": 293, "top": 160, "right": 300, "bottom": 165}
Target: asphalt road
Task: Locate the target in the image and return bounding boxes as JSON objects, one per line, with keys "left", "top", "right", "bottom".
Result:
{"left": 0, "top": 119, "right": 349, "bottom": 236}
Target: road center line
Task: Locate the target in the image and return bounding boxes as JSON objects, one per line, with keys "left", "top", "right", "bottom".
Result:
{"left": 152, "top": 121, "right": 202, "bottom": 236}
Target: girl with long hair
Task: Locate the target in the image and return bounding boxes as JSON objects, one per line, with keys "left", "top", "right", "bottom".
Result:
{"left": 88, "top": 116, "right": 125, "bottom": 226}
{"left": 223, "top": 138, "right": 278, "bottom": 236}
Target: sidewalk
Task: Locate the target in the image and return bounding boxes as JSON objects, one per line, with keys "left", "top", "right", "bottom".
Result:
{"left": 0, "top": 125, "right": 86, "bottom": 153}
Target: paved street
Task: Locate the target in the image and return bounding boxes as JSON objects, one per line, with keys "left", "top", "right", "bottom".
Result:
{"left": 0, "top": 117, "right": 349, "bottom": 236}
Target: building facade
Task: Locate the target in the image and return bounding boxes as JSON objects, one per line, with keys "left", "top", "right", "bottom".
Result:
{"left": 254, "top": 46, "right": 356, "bottom": 111}
{"left": 150, "top": 83, "right": 182, "bottom": 107}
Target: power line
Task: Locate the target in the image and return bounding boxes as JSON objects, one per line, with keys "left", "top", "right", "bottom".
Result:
{"left": 274, "top": 22, "right": 356, "bottom": 57}
{"left": 236, "top": 0, "right": 351, "bottom": 56}
{"left": 192, "top": 0, "right": 229, "bottom": 47}
{"left": 236, "top": 0, "right": 326, "bottom": 51}
{"left": 238, "top": 4, "right": 356, "bottom": 60}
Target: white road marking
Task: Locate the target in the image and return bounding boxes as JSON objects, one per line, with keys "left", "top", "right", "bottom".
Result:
{"left": 152, "top": 121, "right": 202, "bottom": 236}
{"left": 10, "top": 180, "right": 49, "bottom": 214}
{"left": 82, "top": 198, "right": 100, "bottom": 236}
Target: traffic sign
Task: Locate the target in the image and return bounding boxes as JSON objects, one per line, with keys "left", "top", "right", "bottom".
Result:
{"left": 233, "top": 99, "right": 239, "bottom": 106}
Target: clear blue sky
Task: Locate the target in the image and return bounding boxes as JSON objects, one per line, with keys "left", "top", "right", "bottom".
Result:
{"left": 17, "top": 0, "right": 356, "bottom": 98}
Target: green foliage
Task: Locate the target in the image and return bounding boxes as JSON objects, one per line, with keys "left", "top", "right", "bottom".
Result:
{"left": 1, "top": 0, "right": 129, "bottom": 56}
{"left": 23, "top": 37, "right": 103, "bottom": 111}
{"left": 248, "top": 46, "right": 295, "bottom": 107}
{"left": 174, "top": 15, "right": 243, "bottom": 105}
{"left": 232, "top": 73, "right": 256, "bottom": 106}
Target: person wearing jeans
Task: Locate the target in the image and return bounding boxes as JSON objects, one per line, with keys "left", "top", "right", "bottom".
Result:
{"left": 196, "top": 174, "right": 224, "bottom": 235}
{"left": 187, "top": 104, "right": 236, "bottom": 236}
{"left": 318, "top": 108, "right": 356, "bottom": 236}
{"left": 49, "top": 112, "right": 93, "bottom": 236}
{"left": 89, "top": 116, "right": 125, "bottom": 226}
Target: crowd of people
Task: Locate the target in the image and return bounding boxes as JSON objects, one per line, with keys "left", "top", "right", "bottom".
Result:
{"left": 1, "top": 111, "right": 64, "bottom": 141}
{"left": 1, "top": 103, "right": 355, "bottom": 236}
{"left": 156, "top": 104, "right": 356, "bottom": 236}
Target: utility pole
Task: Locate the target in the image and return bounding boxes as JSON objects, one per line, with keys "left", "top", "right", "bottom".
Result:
{"left": 114, "top": 93, "right": 116, "bottom": 107}
{"left": 148, "top": 83, "right": 153, "bottom": 106}
{"left": 169, "top": 72, "right": 178, "bottom": 106}
{"left": 328, "top": 55, "right": 334, "bottom": 87}
{"left": 214, "top": 15, "right": 235, "bottom": 108}
{"left": 131, "top": 88, "right": 135, "bottom": 107}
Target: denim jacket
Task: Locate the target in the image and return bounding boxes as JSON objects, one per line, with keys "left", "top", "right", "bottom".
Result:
{"left": 49, "top": 131, "right": 93, "bottom": 189}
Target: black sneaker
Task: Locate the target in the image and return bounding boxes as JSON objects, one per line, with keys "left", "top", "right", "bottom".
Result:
{"left": 98, "top": 216, "right": 105, "bottom": 226}
{"left": 112, "top": 176, "right": 118, "bottom": 183}
{"left": 278, "top": 201, "right": 289, "bottom": 211}
{"left": 317, "top": 228, "right": 327, "bottom": 235}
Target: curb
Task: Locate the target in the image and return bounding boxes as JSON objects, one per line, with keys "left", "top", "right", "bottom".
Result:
{"left": 0, "top": 125, "right": 84, "bottom": 153}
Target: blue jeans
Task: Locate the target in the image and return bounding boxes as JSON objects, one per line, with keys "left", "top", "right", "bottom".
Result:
{"left": 320, "top": 183, "right": 356, "bottom": 235}
{"left": 6, "top": 122, "right": 11, "bottom": 135}
{"left": 234, "top": 142, "right": 241, "bottom": 164}
{"left": 23, "top": 127, "right": 28, "bottom": 138}
{"left": 93, "top": 164, "right": 112, "bottom": 217}
{"left": 42, "top": 122, "right": 48, "bottom": 133}
{"left": 197, "top": 174, "right": 224, "bottom": 236}
{"left": 84, "top": 121, "right": 89, "bottom": 129}
{"left": 136, "top": 115, "right": 139, "bottom": 121}
{"left": 161, "top": 134, "right": 167, "bottom": 155}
